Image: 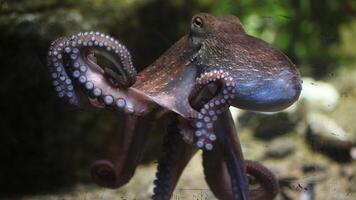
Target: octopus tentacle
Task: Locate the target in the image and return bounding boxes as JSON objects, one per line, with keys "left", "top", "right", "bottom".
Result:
{"left": 152, "top": 117, "right": 197, "bottom": 200}
{"left": 90, "top": 115, "right": 150, "bottom": 188}
{"left": 198, "top": 110, "right": 250, "bottom": 200}
{"left": 192, "top": 69, "right": 236, "bottom": 150}
{"left": 203, "top": 141, "right": 233, "bottom": 200}
{"left": 67, "top": 31, "right": 136, "bottom": 88}
{"left": 48, "top": 32, "right": 157, "bottom": 189}
{"left": 66, "top": 31, "right": 137, "bottom": 113}
{"left": 203, "top": 111, "right": 279, "bottom": 200}
{"left": 48, "top": 36, "right": 79, "bottom": 105}
{"left": 217, "top": 111, "right": 249, "bottom": 200}
{"left": 204, "top": 156, "right": 279, "bottom": 199}
{"left": 245, "top": 160, "right": 279, "bottom": 200}
{"left": 48, "top": 31, "right": 140, "bottom": 114}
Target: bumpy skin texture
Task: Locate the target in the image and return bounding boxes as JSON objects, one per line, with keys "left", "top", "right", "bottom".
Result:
{"left": 47, "top": 13, "right": 301, "bottom": 200}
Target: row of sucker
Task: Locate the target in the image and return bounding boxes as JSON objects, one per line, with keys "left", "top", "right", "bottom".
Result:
{"left": 47, "top": 31, "right": 137, "bottom": 113}
{"left": 152, "top": 119, "right": 181, "bottom": 200}
{"left": 193, "top": 70, "right": 236, "bottom": 150}
{"left": 48, "top": 37, "right": 78, "bottom": 105}
{"left": 67, "top": 31, "right": 136, "bottom": 87}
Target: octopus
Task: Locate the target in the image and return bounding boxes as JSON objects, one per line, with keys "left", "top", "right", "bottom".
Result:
{"left": 47, "top": 13, "right": 302, "bottom": 200}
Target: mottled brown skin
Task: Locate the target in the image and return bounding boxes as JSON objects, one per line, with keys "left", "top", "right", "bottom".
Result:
{"left": 47, "top": 13, "right": 301, "bottom": 200}
{"left": 190, "top": 14, "right": 301, "bottom": 112}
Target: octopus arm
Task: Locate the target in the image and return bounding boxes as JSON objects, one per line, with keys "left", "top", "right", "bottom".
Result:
{"left": 152, "top": 117, "right": 198, "bottom": 200}
{"left": 202, "top": 111, "right": 279, "bottom": 200}
{"left": 204, "top": 110, "right": 249, "bottom": 200}
{"left": 91, "top": 115, "right": 151, "bottom": 188}
{"left": 48, "top": 31, "right": 154, "bottom": 115}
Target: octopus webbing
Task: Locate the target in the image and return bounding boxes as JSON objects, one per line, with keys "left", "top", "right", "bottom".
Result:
{"left": 47, "top": 13, "right": 302, "bottom": 200}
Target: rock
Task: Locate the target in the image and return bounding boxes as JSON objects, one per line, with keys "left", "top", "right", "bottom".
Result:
{"left": 248, "top": 112, "right": 299, "bottom": 140}
{"left": 306, "top": 112, "right": 356, "bottom": 162}
{"left": 339, "top": 166, "right": 356, "bottom": 193}
{"left": 340, "top": 166, "right": 355, "bottom": 179}
{"left": 299, "top": 182, "right": 315, "bottom": 200}
{"left": 351, "top": 147, "right": 356, "bottom": 160}
{"left": 302, "top": 162, "right": 327, "bottom": 174}
{"left": 264, "top": 138, "right": 295, "bottom": 159}
{"left": 299, "top": 77, "right": 340, "bottom": 112}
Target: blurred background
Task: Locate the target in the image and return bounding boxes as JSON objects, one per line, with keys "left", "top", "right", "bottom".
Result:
{"left": 0, "top": 0, "right": 355, "bottom": 199}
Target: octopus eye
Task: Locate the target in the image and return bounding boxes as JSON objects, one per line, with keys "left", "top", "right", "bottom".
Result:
{"left": 193, "top": 17, "right": 203, "bottom": 28}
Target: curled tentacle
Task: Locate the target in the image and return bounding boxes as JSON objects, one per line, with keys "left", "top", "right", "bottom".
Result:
{"left": 90, "top": 160, "right": 118, "bottom": 188}
{"left": 152, "top": 117, "right": 197, "bottom": 200}
{"left": 48, "top": 37, "right": 79, "bottom": 105}
{"left": 245, "top": 160, "right": 279, "bottom": 200}
{"left": 90, "top": 115, "right": 150, "bottom": 188}
{"left": 48, "top": 32, "right": 157, "bottom": 188}
{"left": 191, "top": 69, "right": 236, "bottom": 150}
{"left": 65, "top": 31, "right": 136, "bottom": 113}
{"left": 204, "top": 156, "right": 279, "bottom": 200}
{"left": 66, "top": 31, "right": 136, "bottom": 88}
{"left": 48, "top": 31, "right": 145, "bottom": 114}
